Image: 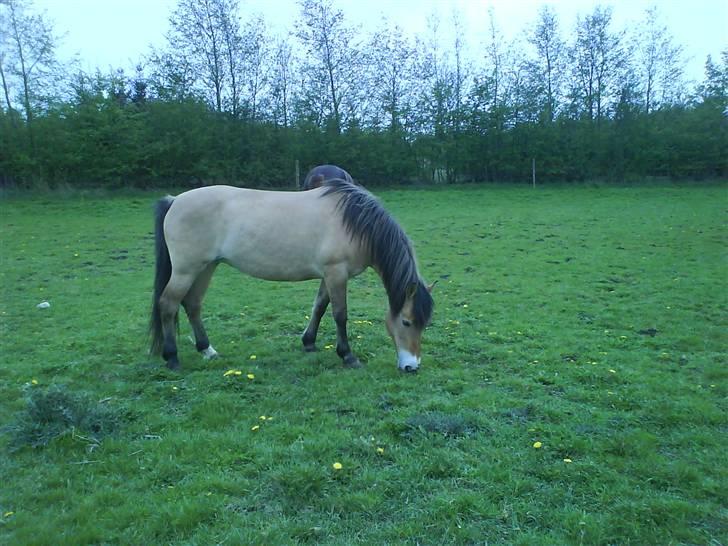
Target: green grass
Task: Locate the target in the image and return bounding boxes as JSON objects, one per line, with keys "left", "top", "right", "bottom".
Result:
{"left": 1, "top": 184, "right": 726, "bottom": 545}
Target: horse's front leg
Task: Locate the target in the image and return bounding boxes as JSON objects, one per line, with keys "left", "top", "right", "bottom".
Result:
{"left": 302, "top": 280, "right": 330, "bottom": 352}
{"left": 325, "top": 270, "right": 362, "bottom": 369}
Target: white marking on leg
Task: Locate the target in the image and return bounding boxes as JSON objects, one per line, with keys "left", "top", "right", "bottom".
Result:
{"left": 202, "top": 346, "right": 218, "bottom": 360}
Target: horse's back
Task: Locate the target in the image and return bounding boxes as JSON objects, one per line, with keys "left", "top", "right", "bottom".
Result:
{"left": 164, "top": 185, "right": 365, "bottom": 281}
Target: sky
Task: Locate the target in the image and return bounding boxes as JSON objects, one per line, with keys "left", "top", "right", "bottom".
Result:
{"left": 30, "top": 0, "right": 728, "bottom": 84}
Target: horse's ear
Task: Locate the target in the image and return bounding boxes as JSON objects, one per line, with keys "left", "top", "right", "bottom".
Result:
{"left": 427, "top": 280, "right": 438, "bottom": 293}
{"left": 406, "top": 282, "right": 417, "bottom": 299}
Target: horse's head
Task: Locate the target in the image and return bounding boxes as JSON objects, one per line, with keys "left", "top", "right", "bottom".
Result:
{"left": 385, "top": 281, "right": 435, "bottom": 373}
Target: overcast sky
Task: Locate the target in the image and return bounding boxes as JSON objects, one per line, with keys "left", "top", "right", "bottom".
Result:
{"left": 31, "top": 0, "right": 728, "bottom": 84}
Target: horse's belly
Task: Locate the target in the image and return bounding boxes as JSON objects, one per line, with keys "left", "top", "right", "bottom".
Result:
{"left": 222, "top": 238, "right": 323, "bottom": 281}
{"left": 228, "top": 258, "right": 321, "bottom": 282}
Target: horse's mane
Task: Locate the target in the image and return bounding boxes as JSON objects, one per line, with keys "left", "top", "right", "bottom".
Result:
{"left": 321, "top": 179, "right": 433, "bottom": 327}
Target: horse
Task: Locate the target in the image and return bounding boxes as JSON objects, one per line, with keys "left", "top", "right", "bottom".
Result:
{"left": 301, "top": 164, "right": 354, "bottom": 190}
{"left": 149, "top": 179, "right": 434, "bottom": 372}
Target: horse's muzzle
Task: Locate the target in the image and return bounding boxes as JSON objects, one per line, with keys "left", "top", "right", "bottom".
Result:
{"left": 397, "top": 350, "right": 420, "bottom": 373}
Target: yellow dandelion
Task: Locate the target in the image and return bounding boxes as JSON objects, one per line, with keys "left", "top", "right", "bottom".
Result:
{"left": 249, "top": 354, "right": 257, "bottom": 360}
{"left": 247, "top": 373, "right": 255, "bottom": 380}
{"left": 223, "top": 369, "right": 240, "bottom": 377}
{"left": 463, "top": 304, "right": 468, "bottom": 308}
{"left": 332, "top": 462, "right": 343, "bottom": 470}
{"left": 171, "top": 386, "right": 178, "bottom": 391}
{"left": 376, "top": 447, "right": 385, "bottom": 455}
{"left": 563, "top": 458, "right": 573, "bottom": 463}
{"left": 609, "top": 369, "right": 616, "bottom": 374}
{"left": 533, "top": 441, "right": 543, "bottom": 449}
{"left": 251, "top": 425, "right": 260, "bottom": 432}
{"left": 31, "top": 379, "right": 38, "bottom": 385}
{"left": 259, "top": 415, "right": 267, "bottom": 420}
{"left": 265, "top": 416, "right": 274, "bottom": 421}
{"left": 3, "top": 511, "right": 14, "bottom": 517}
{"left": 324, "top": 344, "right": 334, "bottom": 350}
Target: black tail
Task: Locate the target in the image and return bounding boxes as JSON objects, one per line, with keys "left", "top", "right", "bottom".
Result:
{"left": 149, "top": 196, "right": 175, "bottom": 355}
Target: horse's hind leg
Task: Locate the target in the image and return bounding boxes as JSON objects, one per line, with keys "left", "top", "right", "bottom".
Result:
{"left": 302, "top": 280, "right": 330, "bottom": 352}
{"left": 159, "top": 272, "right": 197, "bottom": 370}
{"left": 182, "top": 262, "right": 218, "bottom": 360}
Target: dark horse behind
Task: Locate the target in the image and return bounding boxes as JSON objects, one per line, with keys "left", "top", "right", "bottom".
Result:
{"left": 301, "top": 164, "right": 354, "bottom": 190}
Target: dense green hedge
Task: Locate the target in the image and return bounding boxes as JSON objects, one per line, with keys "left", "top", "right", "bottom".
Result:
{"left": 1, "top": 89, "right": 726, "bottom": 189}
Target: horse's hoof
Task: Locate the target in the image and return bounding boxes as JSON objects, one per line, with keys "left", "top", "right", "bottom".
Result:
{"left": 166, "top": 359, "right": 180, "bottom": 371}
{"left": 343, "top": 356, "right": 362, "bottom": 369}
{"left": 303, "top": 344, "right": 317, "bottom": 353}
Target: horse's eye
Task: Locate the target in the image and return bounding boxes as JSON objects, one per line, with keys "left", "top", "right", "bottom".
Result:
{"left": 402, "top": 319, "right": 412, "bottom": 327}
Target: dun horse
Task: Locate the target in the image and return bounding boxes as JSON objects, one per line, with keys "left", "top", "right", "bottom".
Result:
{"left": 301, "top": 164, "right": 354, "bottom": 190}
{"left": 149, "top": 179, "right": 434, "bottom": 372}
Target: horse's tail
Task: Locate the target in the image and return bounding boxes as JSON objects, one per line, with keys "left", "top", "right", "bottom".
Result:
{"left": 149, "top": 196, "right": 175, "bottom": 355}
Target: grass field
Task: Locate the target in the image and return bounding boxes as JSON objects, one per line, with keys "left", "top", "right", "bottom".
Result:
{"left": 1, "top": 184, "right": 726, "bottom": 545}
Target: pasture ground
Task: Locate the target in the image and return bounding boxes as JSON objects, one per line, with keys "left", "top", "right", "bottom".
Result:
{"left": 1, "top": 183, "right": 726, "bottom": 545}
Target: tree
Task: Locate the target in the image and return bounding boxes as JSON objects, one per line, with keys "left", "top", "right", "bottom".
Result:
{"left": 0, "top": 0, "right": 60, "bottom": 128}
{"left": 167, "top": 0, "right": 238, "bottom": 113}
{"left": 146, "top": 48, "right": 197, "bottom": 102}
{"left": 269, "top": 36, "right": 294, "bottom": 127}
{"left": 296, "top": 0, "right": 363, "bottom": 133}
{"left": 569, "top": 6, "right": 625, "bottom": 122}
{"left": 240, "top": 15, "right": 270, "bottom": 121}
{"left": 632, "top": 7, "right": 685, "bottom": 113}
{"left": 367, "top": 19, "right": 416, "bottom": 132}
{"left": 527, "top": 6, "right": 564, "bottom": 122}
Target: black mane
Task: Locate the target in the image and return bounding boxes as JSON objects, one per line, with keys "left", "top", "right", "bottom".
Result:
{"left": 321, "top": 179, "right": 434, "bottom": 327}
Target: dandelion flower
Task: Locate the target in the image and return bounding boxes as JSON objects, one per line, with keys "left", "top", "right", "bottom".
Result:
{"left": 609, "top": 369, "right": 616, "bottom": 374}
{"left": 3, "top": 512, "right": 14, "bottom": 517}
{"left": 533, "top": 441, "right": 543, "bottom": 449}
{"left": 251, "top": 425, "right": 260, "bottom": 432}
{"left": 171, "top": 386, "right": 178, "bottom": 391}
{"left": 324, "top": 344, "right": 334, "bottom": 350}
{"left": 376, "top": 447, "right": 385, "bottom": 455}
{"left": 259, "top": 415, "right": 267, "bottom": 420}
{"left": 563, "top": 458, "right": 573, "bottom": 463}
{"left": 223, "top": 369, "right": 241, "bottom": 377}
{"left": 249, "top": 354, "right": 257, "bottom": 360}
{"left": 247, "top": 373, "right": 255, "bottom": 380}
{"left": 31, "top": 379, "right": 38, "bottom": 385}
{"left": 332, "top": 462, "right": 343, "bottom": 470}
